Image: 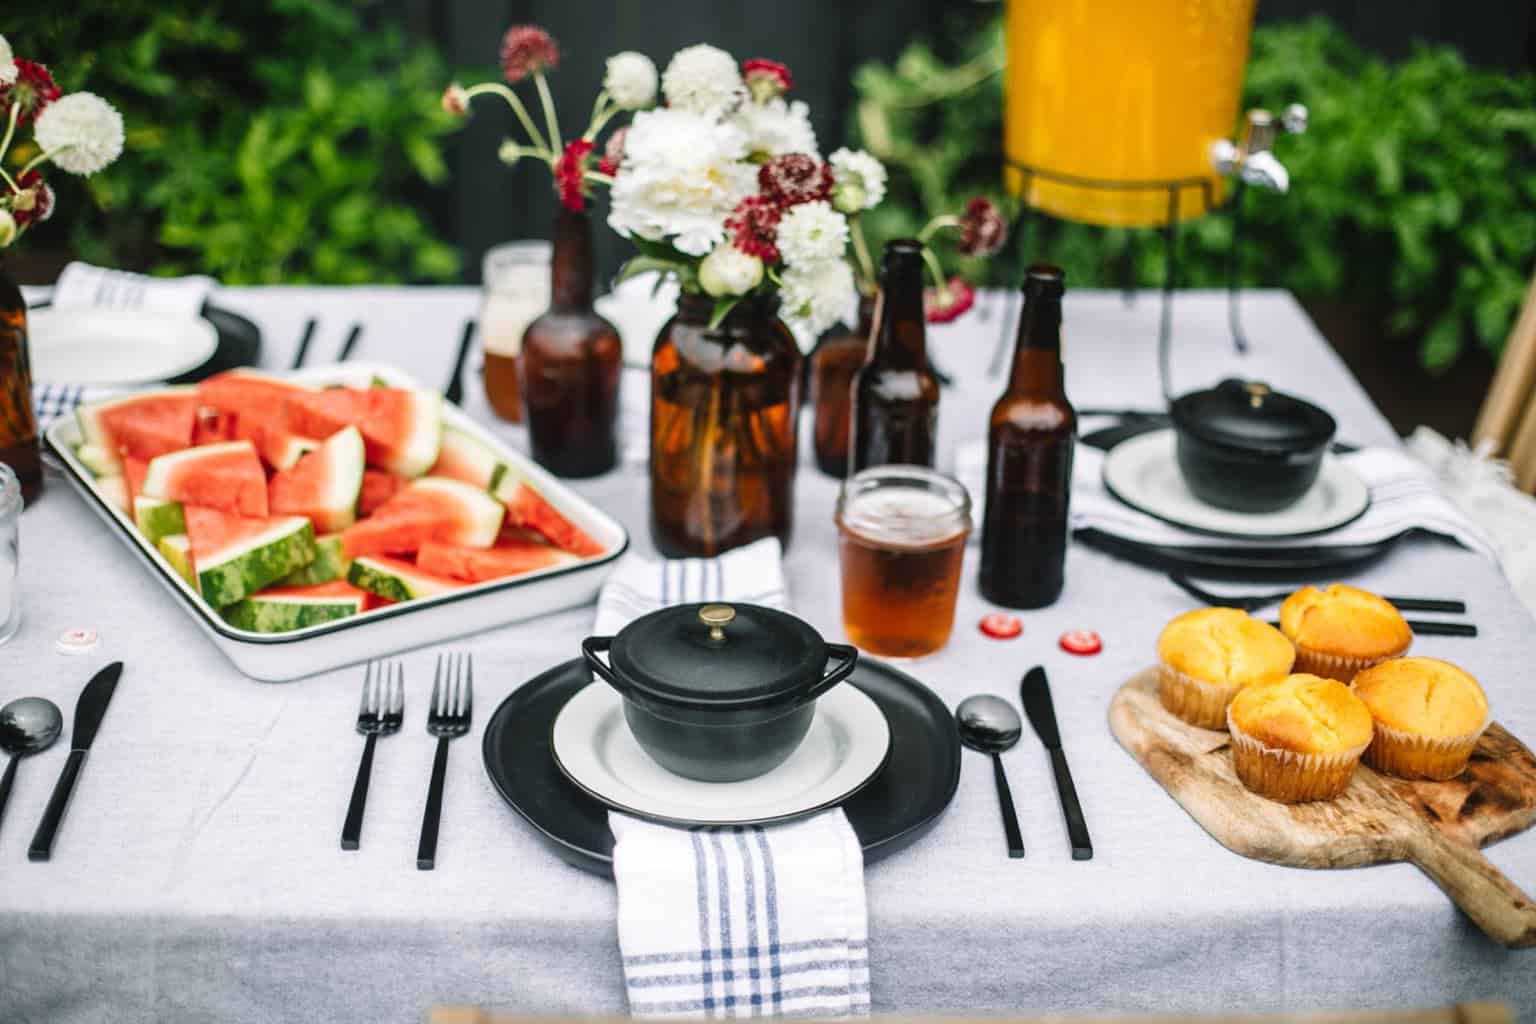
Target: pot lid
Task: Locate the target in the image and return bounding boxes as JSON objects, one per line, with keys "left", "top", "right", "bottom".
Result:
{"left": 1171, "top": 378, "right": 1336, "bottom": 454}
{"left": 606, "top": 602, "right": 829, "bottom": 709}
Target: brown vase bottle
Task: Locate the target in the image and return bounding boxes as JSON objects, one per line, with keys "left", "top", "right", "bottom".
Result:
{"left": 0, "top": 262, "right": 40, "bottom": 505}
{"left": 519, "top": 208, "right": 622, "bottom": 477}
{"left": 980, "top": 265, "right": 1076, "bottom": 608}
{"left": 809, "top": 293, "right": 875, "bottom": 478}
{"left": 849, "top": 240, "right": 939, "bottom": 473}
{"left": 650, "top": 294, "right": 801, "bottom": 557}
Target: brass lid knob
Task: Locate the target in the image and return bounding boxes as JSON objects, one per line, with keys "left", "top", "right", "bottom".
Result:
{"left": 699, "top": 604, "right": 735, "bottom": 643}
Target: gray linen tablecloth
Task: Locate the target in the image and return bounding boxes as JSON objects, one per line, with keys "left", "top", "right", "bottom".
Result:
{"left": 2, "top": 287, "right": 1531, "bottom": 1021}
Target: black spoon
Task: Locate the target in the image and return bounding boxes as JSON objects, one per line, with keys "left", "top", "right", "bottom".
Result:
{"left": 956, "top": 695, "right": 1025, "bottom": 860}
{"left": 0, "top": 697, "right": 64, "bottom": 837}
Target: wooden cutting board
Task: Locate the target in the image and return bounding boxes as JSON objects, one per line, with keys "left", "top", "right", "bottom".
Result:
{"left": 1109, "top": 667, "right": 1536, "bottom": 947}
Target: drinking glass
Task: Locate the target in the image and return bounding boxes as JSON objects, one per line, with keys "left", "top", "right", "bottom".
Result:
{"left": 480, "top": 241, "right": 552, "bottom": 423}
{"left": 835, "top": 465, "right": 971, "bottom": 658}
{"left": 0, "top": 463, "right": 20, "bottom": 645}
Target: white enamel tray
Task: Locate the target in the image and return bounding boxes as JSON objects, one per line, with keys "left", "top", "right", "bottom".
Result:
{"left": 45, "top": 362, "right": 629, "bottom": 681}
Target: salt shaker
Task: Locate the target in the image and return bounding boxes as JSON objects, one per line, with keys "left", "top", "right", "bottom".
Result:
{"left": 0, "top": 462, "right": 18, "bottom": 644}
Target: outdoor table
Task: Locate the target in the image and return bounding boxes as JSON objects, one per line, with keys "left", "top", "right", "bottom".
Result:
{"left": 4, "top": 287, "right": 1531, "bottom": 1022}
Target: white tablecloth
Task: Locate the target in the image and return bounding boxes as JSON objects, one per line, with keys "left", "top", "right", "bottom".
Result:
{"left": 3, "top": 287, "right": 1532, "bottom": 1021}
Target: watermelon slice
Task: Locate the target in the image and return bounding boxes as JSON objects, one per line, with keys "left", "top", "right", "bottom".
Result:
{"left": 268, "top": 425, "right": 365, "bottom": 533}
{"left": 96, "top": 475, "right": 129, "bottom": 513}
{"left": 493, "top": 467, "right": 605, "bottom": 558}
{"left": 76, "top": 389, "right": 197, "bottom": 466}
{"left": 429, "top": 426, "right": 508, "bottom": 491}
{"left": 157, "top": 534, "right": 198, "bottom": 591}
{"left": 192, "top": 408, "right": 237, "bottom": 446}
{"left": 223, "top": 580, "right": 371, "bottom": 633}
{"left": 358, "top": 469, "right": 405, "bottom": 517}
{"left": 340, "top": 477, "right": 504, "bottom": 558}
{"left": 124, "top": 457, "right": 149, "bottom": 503}
{"left": 75, "top": 444, "right": 116, "bottom": 477}
{"left": 276, "top": 533, "right": 350, "bottom": 586}
{"left": 348, "top": 555, "right": 463, "bottom": 602}
{"left": 133, "top": 496, "right": 186, "bottom": 543}
{"left": 417, "top": 535, "right": 577, "bottom": 583}
{"left": 142, "top": 441, "right": 269, "bottom": 519}
{"left": 185, "top": 507, "right": 317, "bottom": 606}
{"left": 197, "top": 369, "right": 319, "bottom": 470}
{"left": 285, "top": 387, "right": 441, "bottom": 478}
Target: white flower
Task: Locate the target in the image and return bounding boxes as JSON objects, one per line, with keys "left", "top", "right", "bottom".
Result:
{"left": 775, "top": 200, "right": 848, "bottom": 268}
{"left": 604, "top": 51, "right": 658, "bottom": 110}
{"left": 731, "top": 98, "right": 817, "bottom": 161}
{"left": 661, "top": 44, "right": 743, "bottom": 116}
{"left": 0, "top": 210, "right": 15, "bottom": 247}
{"left": 781, "top": 258, "right": 856, "bottom": 337}
{"left": 607, "top": 107, "right": 755, "bottom": 256}
{"left": 698, "top": 245, "right": 763, "bottom": 297}
{"left": 34, "top": 92, "right": 125, "bottom": 176}
{"left": 0, "top": 35, "right": 15, "bottom": 87}
{"left": 829, "top": 148, "right": 887, "bottom": 213}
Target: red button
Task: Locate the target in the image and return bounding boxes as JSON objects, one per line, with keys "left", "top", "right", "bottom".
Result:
{"left": 1059, "top": 629, "right": 1102, "bottom": 655}
{"left": 979, "top": 613, "right": 1022, "bottom": 639}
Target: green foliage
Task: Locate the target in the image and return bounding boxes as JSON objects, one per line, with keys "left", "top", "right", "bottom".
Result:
{"left": 16, "top": 1, "right": 460, "bottom": 284}
{"left": 853, "top": 16, "right": 1536, "bottom": 370}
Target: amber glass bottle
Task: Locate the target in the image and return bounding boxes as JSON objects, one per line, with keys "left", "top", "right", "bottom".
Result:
{"left": 809, "top": 293, "right": 875, "bottom": 478}
{"left": 650, "top": 294, "right": 801, "bottom": 557}
{"left": 849, "top": 240, "right": 939, "bottom": 473}
{"left": 980, "top": 265, "right": 1076, "bottom": 608}
{"left": 519, "top": 209, "right": 622, "bottom": 478}
{"left": 0, "top": 262, "right": 40, "bottom": 505}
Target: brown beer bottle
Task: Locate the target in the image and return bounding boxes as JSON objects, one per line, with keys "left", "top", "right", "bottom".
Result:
{"left": 849, "top": 239, "right": 939, "bottom": 473}
{"left": 980, "top": 265, "right": 1075, "bottom": 608}
{"left": 0, "top": 261, "right": 40, "bottom": 504}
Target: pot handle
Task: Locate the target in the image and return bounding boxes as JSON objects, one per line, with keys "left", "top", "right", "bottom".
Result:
{"left": 804, "top": 643, "right": 860, "bottom": 702}
{"left": 581, "top": 636, "right": 627, "bottom": 695}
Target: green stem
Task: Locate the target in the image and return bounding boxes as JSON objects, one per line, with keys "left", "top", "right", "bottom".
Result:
{"left": 0, "top": 167, "right": 17, "bottom": 194}
{"left": 850, "top": 218, "right": 876, "bottom": 285}
{"left": 0, "top": 105, "right": 19, "bottom": 189}
{"left": 584, "top": 103, "right": 621, "bottom": 143}
{"left": 918, "top": 214, "right": 961, "bottom": 244}
{"left": 534, "top": 72, "right": 562, "bottom": 155}
{"left": 582, "top": 91, "right": 611, "bottom": 141}
{"left": 920, "top": 246, "right": 949, "bottom": 294}
{"left": 16, "top": 147, "right": 67, "bottom": 179}
{"left": 583, "top": 171, "right": 615, "bottom": 186}
{"left": 465, "top": 82, "right": 550, "bottom": 157}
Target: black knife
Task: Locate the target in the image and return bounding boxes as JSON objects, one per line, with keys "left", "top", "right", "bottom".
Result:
{"left": 28, "top": 662, "right": 123, "bottom": 862}
{"left": 1020, "top": 665, "right": 1093, "bottom": 861}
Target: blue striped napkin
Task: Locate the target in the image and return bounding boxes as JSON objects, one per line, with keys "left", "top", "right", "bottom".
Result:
{"left": 596, "top": 538, "right": 872, "bottom": 1019}
{"left": 32, "top": 381, "right": 116, "bottom": 428}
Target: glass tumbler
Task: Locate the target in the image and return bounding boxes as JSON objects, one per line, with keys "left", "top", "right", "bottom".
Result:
{"left": 0, "top": 463, "right": 20, "bottom": 644}
{"left": 835, "top": 464, "right": 971, "bottom": 658}
{"left": 480, "top": 240, "right": 552, "bottom": 423}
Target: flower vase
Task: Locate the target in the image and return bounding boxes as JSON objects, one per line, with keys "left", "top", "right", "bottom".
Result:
{"left": 0, "top": 262, "right": 41, "bottom": 505}
{"left": 650, "top": 294, "right": 802, "bottom": 557}
{"left": 808, "top": 293, "right": 875, "bottom": 478}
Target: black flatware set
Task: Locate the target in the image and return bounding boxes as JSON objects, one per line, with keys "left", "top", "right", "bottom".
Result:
{"left": 1169, "top": 573, "right": 1478, "bottom": 638}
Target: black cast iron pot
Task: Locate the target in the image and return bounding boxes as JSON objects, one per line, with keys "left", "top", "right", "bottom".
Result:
{"left": 1170, "top": 378, "right": 1337, "bottom": 514}
{"left": 581, "top": 602, "right": 859, "bottom": 782}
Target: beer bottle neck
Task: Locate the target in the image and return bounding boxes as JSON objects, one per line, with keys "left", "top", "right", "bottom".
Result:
{"left": 1008, "top": 293, "right": 1064, "bottom": 395}
{"left": 868, "top": 253, "right": 928, "bottom": 371}
{"left": 549, "top": 207, "right": 595, "bottom": 311}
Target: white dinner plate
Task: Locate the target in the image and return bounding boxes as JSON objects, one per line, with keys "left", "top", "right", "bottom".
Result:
{"left": 552, "top": 681, "right": 892, "bottom": 826}
{"left": 1102, "top": 428, "right": 1371, "bottom": 539}
{"left": 28, "top": 308, "right": 219, "bottom": 385}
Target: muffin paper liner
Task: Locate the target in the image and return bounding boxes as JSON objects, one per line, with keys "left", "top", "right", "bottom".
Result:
{"left": 1363, "top": 715, "right": 1490, "bottom": 781}
{"left": 1226, "top": 707, "right": 1370, "bottom": 803}
{"left": 1292, "top": 643, "right": 1409, "bottom": 684}
{"left": 1157, "top": 663, "right": 1239, "bottom": 731}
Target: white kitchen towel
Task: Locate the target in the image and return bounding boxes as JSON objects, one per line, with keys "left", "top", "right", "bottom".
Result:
{"left": 599, "top": 537, "right": 871, "bottom": 1018}
{"left": 956, "top": 432, "right": 1497, "bottom": 560}
{"left": 52, "top": 261, "right": 215, "bottom": 318}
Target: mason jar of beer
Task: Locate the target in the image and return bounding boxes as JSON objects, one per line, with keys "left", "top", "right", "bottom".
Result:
{"left": 849, "top": 240, "right": 939, "bottom": 474}
{"left": 979, "top": 265, "right": 1075, "bottom": 608}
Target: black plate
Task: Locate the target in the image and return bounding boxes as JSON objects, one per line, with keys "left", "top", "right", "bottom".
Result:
{"left": 482, "top": 657, "right": 960, "bottom": 878}
{"left": 1075, "top": 526, "right": 1405, "bottom": 581}
{"left": 31, "top": 300, "right": 262, "bottom": 383}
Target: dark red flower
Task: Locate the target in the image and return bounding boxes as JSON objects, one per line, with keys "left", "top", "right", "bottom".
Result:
{"left": 725, "top": 195, "right": 782, "bottom": 263}
{"left": 958, "top": 196, "right": 1008, "bottom": 257}
{"left": 10, "top": 169, "right": 53, "bottom": 228}
{"left": 500, "top": 25, "right": 560, "bottom": 83}
{"left": 555, "top": 139, "right": 593, "bottom": 211}
{"left": 924, "top": 277, "right": 976, "bottom": 324}
{"left": 757, "top": 154, "right": 831, "bottom": 208}
{"left": 1, "top": 60, "right": 61, "bottom": 126}
{"left": 743, "top": 59, "right": 793, "bottom": 101}
{"left": 598, "top": 126, "right": 627, "bottom": 176}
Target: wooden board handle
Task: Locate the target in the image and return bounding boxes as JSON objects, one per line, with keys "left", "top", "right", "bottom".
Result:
{"left": 1407, "top": 825, "right": 1536, "bottom": 948}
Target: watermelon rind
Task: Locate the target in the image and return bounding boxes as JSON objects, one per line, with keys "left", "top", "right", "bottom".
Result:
{"left": 75, "top": 444, "right": 116, "bottom": 477}
{"left": 348, "top": 556, "right": 461, "bottom": 602}
{"left": 435, "top": 426, "right": 507, "bottom": 491}
{"left": 270, "top": 425, "right": 365, "bottom": 533}
{"left": 96, "top": 475, "right": 129, "bottom": 513}
{"left": 223, "top": 589, "right": 364, "bottom": 633}
{"left": 269, "top": 435, "right": 319, "bottom": 472}
{"left": 276, "top": 533, "right": 350, "bottom": 586}
{"left": 198, "top": 517, "right": 317, "bottom": 607}
{"left": 384, "top": 390, "right": 443, "bottom": 478}
{"left": 157, "top": 534, "right": 198, "bottom": 592}
{"left": 409, "top": 476, "right": 504, "bottom": 547}
{"left": 141, "top": 440, "right": 266, "bottom": 517}
{"left": 133, "top": 496, "right": 186, "bottom": 543}
{"left": 75, "top": 387, "right": 196, "bottom": 468}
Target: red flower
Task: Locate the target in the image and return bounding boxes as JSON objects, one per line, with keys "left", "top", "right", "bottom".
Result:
{"left": 725, "top": 195, "right": 782, "bottom": 263}
{"left": 757, "top": 154, "right": 831, "bottom": 208}
{"left": 924, "top": 277, "right": 976, "bottom": 324}
{"left": 500, "top": 26, "right": 560, "bottom": 83}
{"left": 10, "top": 169, "right": 53, "bottom": 228}
{"left": 598, "top": 126, "right": 627, "bottom": 176}
{"left": 743, "top": 59, "right": 793, "bottom": 101}
{"left": 555, "top": 139, "right": 593, "bottom": 211}
{"left": 0, "top": 60, "right": 61, "bottom": 126}
{"left": 958, "top": 196, "right": 1008, "bottom": 257}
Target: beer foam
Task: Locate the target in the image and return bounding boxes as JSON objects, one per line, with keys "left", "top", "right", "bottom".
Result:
{"left": 841, "top": 486, "right": 967, "bottom": 547}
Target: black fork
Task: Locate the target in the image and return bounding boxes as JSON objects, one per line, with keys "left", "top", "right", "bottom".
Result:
{"left": 341, "top": 660, "right": 404, "bottom": 851}
{"left": 416, "top": 653, "right": 473, "bottom": 871}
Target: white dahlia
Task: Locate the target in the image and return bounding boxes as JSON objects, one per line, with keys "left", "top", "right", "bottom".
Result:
{"left": 0, "top": 35, "right": 15, "bottom": 87}
{"left": 604, "top": 51, "right": 658, "bottom": 110}
{"left": 731, "top": 98, "right": 817, "bottom": 161}
{"left": 829, "top": 148, "right": 887, "bottom": 213}
{"left": 776, "top": 200, "right": 848, "bottom": 268}
{"left": 698, "top": 244, "right": 764, "bottom": 297}
{"left": 661, "top": 44, "right": 743, "bottom": 116}
{"left": 781, "top": 258, "right": 856, "bottom": 337}
{"left": 34, "top": 92, "right": 125, "bottom": 176}
{"left": 607, "top": 107, "right": 755, "bottom": 256}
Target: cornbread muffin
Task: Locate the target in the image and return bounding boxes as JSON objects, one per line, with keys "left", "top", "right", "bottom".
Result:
{"left": 1157, "top": 608, "right": 1295, "bottom": 729}
{"left": 1227, "top": 673, "right": 1374, "bottom": 802}
{"left": 1279, "top": 584, "right": 1412, "bottom": 682}
{"left": 1351, "top": 657, "right": 1490, "bottom": 780}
